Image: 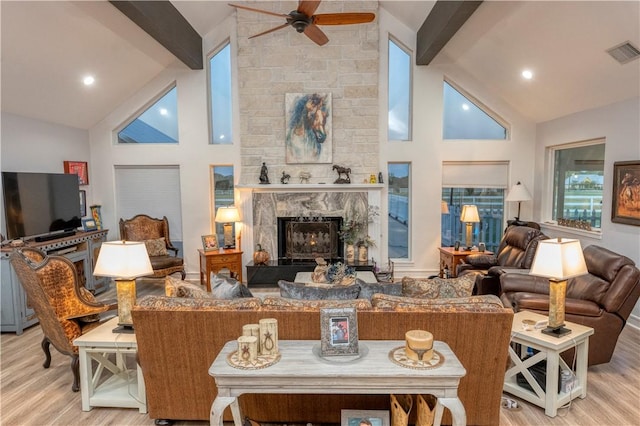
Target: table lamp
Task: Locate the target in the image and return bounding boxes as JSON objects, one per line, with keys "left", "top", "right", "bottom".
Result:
{"left": 215, "top": 206, "right": 241, "bottom": 248}
{"left": 93, "top": 241, "right": 153, "bottom": 333}
{"left": 505, "top": 181, "right": 532, "bottom": 224}
{"left": 460, "top": 204, "right": 480, "bottom": 250}
{"left": 441, "top": 201, "right": 449, "bottom": 214}
{"left": 529, "top": 238, "right": 588, "bottom": 337}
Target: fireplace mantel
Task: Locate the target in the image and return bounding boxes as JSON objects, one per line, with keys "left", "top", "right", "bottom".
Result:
{"left": 237, "top": 184, "right": 383, "bottom": 193}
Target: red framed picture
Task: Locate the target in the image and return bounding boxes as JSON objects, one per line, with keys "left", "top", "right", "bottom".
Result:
{"left": 63, "top": 161, "right": 88, "bottom": 185}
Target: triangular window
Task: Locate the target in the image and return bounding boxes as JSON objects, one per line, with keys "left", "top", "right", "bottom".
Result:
{"left": 117, "top": 86, "right": 178, "bottom": 144}
{"left": 443, "top": 80, "right": 508, "bottom": 140}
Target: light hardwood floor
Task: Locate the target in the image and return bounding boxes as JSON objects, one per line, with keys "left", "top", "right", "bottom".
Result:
{"left": 1, "top": 280, "right": 639, "bottom": 425}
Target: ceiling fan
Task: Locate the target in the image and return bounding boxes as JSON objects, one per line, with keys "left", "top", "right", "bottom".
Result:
{"left": 228, "top": 1, "right": 375, "bottom": 46}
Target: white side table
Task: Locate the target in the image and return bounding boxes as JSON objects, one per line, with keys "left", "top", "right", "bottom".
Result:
{"left": 209, "top": 340, "right": 467, "bottom": 426}
{"left": 504, "top": 311, "right": 594, "bottom": 417}
{"left": 73, "top": 317, "right": 147, "bottom": 413}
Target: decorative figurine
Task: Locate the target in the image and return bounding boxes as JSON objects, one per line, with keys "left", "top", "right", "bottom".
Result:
{"left": 280, "top": 171, "right": 291, "bottom": 184}
{"left": 332, "top": 165, "right": 351, "bottom": 184}
{"left": 259, "top": 162, "right": 270, "bottom": 184}
{"left": 299, "top": 171, "right": 311, "bottom": 184}
{"left": 369, "top": 174, "right": 377, "bottom": 184}
{"left": 378, "top": 172, "right": 384, "bottom": 184}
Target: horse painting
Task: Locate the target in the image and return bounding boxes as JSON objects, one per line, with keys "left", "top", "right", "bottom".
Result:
{"left": 285, "top": 93, "right": 332, "bottom": 164}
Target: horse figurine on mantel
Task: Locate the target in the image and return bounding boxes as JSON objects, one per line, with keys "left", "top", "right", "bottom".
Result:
{"left": 333, "top": 165, "right": 351, "bottom": 184}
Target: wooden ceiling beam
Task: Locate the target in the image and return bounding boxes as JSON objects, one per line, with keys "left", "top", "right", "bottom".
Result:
{"left": 109, "top": 1, "right": 203, "bottom": 70}
{"left": 416, "top": 0, "right": 483, "bottom": 66}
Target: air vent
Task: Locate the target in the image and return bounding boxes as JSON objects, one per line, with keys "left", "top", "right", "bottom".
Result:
{"left": 606, "top": 41, "right": 640, "bottom": 64}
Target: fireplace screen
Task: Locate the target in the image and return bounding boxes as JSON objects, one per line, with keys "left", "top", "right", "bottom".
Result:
{"left": 278, "top": 216, "right": 343, "bottom": 261}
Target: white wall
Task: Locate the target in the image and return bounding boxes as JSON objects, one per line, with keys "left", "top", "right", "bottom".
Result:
{"left": 535, "top": 97, "right": 640, "bottom": 326}
{"left": 0, "top": 113, "right": 92, "bottom": 235}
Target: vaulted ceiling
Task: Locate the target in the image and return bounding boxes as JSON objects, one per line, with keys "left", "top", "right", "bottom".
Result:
{"left": 1, "top": 1, "right": 638, "bottom": 130}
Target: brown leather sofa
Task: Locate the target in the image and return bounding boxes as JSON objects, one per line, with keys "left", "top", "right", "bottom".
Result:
{"left": 132, "top": 295, "right": 513, "bottom": 425}
{"left": 500, "top": 244, "right": 640, "bottom": 366}
{"left": 457, "top": 225, "right": 548, "bottom": 295}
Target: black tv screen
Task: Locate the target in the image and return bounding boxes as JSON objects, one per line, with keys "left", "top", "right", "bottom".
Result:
{"left": 2, "top": 172, "right": 82, "bottom": 240}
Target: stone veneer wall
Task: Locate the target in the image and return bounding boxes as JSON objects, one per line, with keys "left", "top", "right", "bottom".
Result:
{"left": 235, "top": 1, "right": 379, "bottom": 185}
{"left": 253, "top": 191, "right": 368, "bottom": 260}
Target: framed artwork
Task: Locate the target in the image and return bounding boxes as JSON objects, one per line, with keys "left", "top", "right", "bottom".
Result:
{"left": 202, "top": 234, "right": 219, "bottom": 251}
{"left": 285, "top": 93, "right": 332, "bottom": 164}
{"left": 611, "top": 160, "right": 640, "bottom": 226}
{"left": 79, "top": 190, "right": 86, "bottom": 217}
{"left": 341, "top": 410, "right": 390, "bottom": 426}
{"left": 63, "top": 161, "right": 89, "bottom": 185}
{"left": 82, "top": 218, "right": 98, "bottom": 231}
{"left": 320, "top": 307, "right": 359, "bottom": 357}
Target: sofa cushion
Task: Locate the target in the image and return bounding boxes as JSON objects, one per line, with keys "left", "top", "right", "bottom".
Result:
{"left": 357, "top": 280, "right": 402, "bottom": 300}
{"left": 211, "top": 274, "right": 254, "bottom": 299}
{"left": 144, "top": 238, "right": 168, "bottom": 256}
{"left": 278, "top": 279, "right": 361, "bottom": 300}
{"left": 262, "top": 296, "right": 372, "bottom": 311}
{"left": 402, "top": 274, "right": 475, "bottom": 299}
{"left": 165, "top": 276, "right": 211, "bottom": 299}
{"left": 135, "top": 295, "right": 262, "bottom": 310}
{"left": 371, "top": 293, "right": 507, "bottom": 312}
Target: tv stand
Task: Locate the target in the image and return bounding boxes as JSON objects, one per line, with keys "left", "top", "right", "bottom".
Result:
{"left": 35, "top": 230, "right": 76, "bottom": 242}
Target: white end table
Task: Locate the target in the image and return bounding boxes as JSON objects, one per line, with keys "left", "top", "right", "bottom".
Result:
{"left": 209, "top": 339, "right": 467, "bottom": 426}
{"left": 73, "top": 317, "right": 147, "bottom": 413}
{"left": 504, "top": 311, "right": 594, "bottom": 417}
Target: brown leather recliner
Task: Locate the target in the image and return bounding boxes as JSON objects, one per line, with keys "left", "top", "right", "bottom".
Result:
{"left": 500, "top": 245, "right": 640, "bottom": 366}
{"left": 457, "top": 225, "right": 548, "bottom": 295}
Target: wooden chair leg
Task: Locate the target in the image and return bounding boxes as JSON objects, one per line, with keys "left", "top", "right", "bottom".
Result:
{"left": 70, "top": 354, "right": 80, "bottom": 392}
{"left": 41, "top": 337, "right": 52, "bottom": 369}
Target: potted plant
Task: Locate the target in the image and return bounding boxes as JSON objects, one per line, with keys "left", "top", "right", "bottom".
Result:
{"left": 357, "top": 235, "right": 376, "bottom": 262}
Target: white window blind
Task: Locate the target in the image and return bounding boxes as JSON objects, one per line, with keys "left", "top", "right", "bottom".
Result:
{"left": 442, "top": 162, "right": 509, "bottom": 188}
{"left": 114, "top": 165, "right": 183, "bottom": 241}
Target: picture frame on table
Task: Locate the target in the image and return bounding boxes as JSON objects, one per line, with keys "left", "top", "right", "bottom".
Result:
{"left": 341, "top": 409, "right": 390, "bottom": 426}
{"left": 63, "top": 161, "right": 89, "bottom": 185}
{"left": 201, "top": 234, "right": 219, "bottom": 251}
{"left": 82, "top": 218, "right": 98, "bottom": 231}
{"left": 320, "top": 307, "right": 359, "bottom": 357}
{"left": 79, "top": 190, "right": 86, "bottom": 217}
{"left": 611, "top": 160, "right": 640, "bottom": 226}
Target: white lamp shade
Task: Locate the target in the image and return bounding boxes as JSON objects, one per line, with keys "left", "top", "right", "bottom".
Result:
{"left": 215, "top": 206, "right": 241, "bottom": 223}
{"left": 93, "top": 241, "right": 153, "bottom": 279}
{"left": 530, "top": 238, "right": 588, "bottom": 280}
{"left": 460, "top": 205, "right": 480, "bottom": 223}
{"left": 441, "top": 201, "right": 449, "bottom": 214}
{"left": 505, "top": 181, "right": 533, "bottom": 202}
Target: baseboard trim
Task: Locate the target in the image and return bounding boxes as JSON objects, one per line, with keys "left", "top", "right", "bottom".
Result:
{"left": 626, "top": 313, "right": 640, "bottom": 330}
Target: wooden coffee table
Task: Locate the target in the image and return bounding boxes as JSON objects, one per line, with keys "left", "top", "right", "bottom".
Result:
{"left": 209, "top": 339, "right": 467, "bottom": 426}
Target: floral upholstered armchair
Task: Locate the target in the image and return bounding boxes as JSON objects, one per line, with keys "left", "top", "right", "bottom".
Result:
{"left": 119, "top": 214, "right": 185, "bottom": 279}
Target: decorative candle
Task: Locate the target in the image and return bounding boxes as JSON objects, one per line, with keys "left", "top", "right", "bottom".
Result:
{"left": 242, "top": 324, "right": 261, "bottom": 354}
{"left": 259, "top": 318, "right": 278, "bottom": 355}
{"left": 405, "top": 330, "right": 433, "bottom": 362}
{"left": 237, "top": 335, "right": 258, "bottom": 362}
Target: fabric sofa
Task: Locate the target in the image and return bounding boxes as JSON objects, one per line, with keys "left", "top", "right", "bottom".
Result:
{"left": 131, "top": 293, "right": 513, "bottom": 425}
{"left": 457, "top": 225, "right": 548, "bottom": 295}
{"left": 500, "top": 244, "right": 640, "bottom": 366}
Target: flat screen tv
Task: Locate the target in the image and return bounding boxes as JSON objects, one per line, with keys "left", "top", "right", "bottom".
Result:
{"left": 2, "top": 172, "right": 82, "bottom": 241}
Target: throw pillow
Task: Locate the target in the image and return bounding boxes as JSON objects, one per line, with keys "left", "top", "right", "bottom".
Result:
{"left": 165, "top": 276, "right": 211, "bottom": 299}
{"left": 357, "top": 281, "right": 403, "bottom": 300}
{"left": 144, "top": 238, "right": 168, "bottom": 256}
{"left": 401, "top": 274, "right": 475, "bottom": 299}
{"left": 211, "top": 273, "right": 254, "bottom": 299}
{"left": 278, "top": 279, "right": 361, "bottom": 300}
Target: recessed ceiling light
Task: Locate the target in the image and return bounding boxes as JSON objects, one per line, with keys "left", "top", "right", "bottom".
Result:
{"left": 159, "top": 108, "right": 168, "bottom": 116}
{"left": 521, "top": 69, "right": 533, "bottom": 80}
{"left": 461, "top": 103, "right": 470, "bottom": 111}
{"left": 83, "top": 75, "right": 95, "bottom": 86}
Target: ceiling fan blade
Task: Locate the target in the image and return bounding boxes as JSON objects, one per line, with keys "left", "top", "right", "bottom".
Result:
{"left": 313, "top": 13, "right": 376, "bottom": 26}
{"left": 303, "top": 23, "right": 329, "bottom": 46}
{"left": 248, "top": 23, "right": 290, "bottom": 40}
{"left": 298, "top": 0, "right": 322, "bottom": 17}
{"left": 228, "top": 3, "right": 289, "bottom": 19}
